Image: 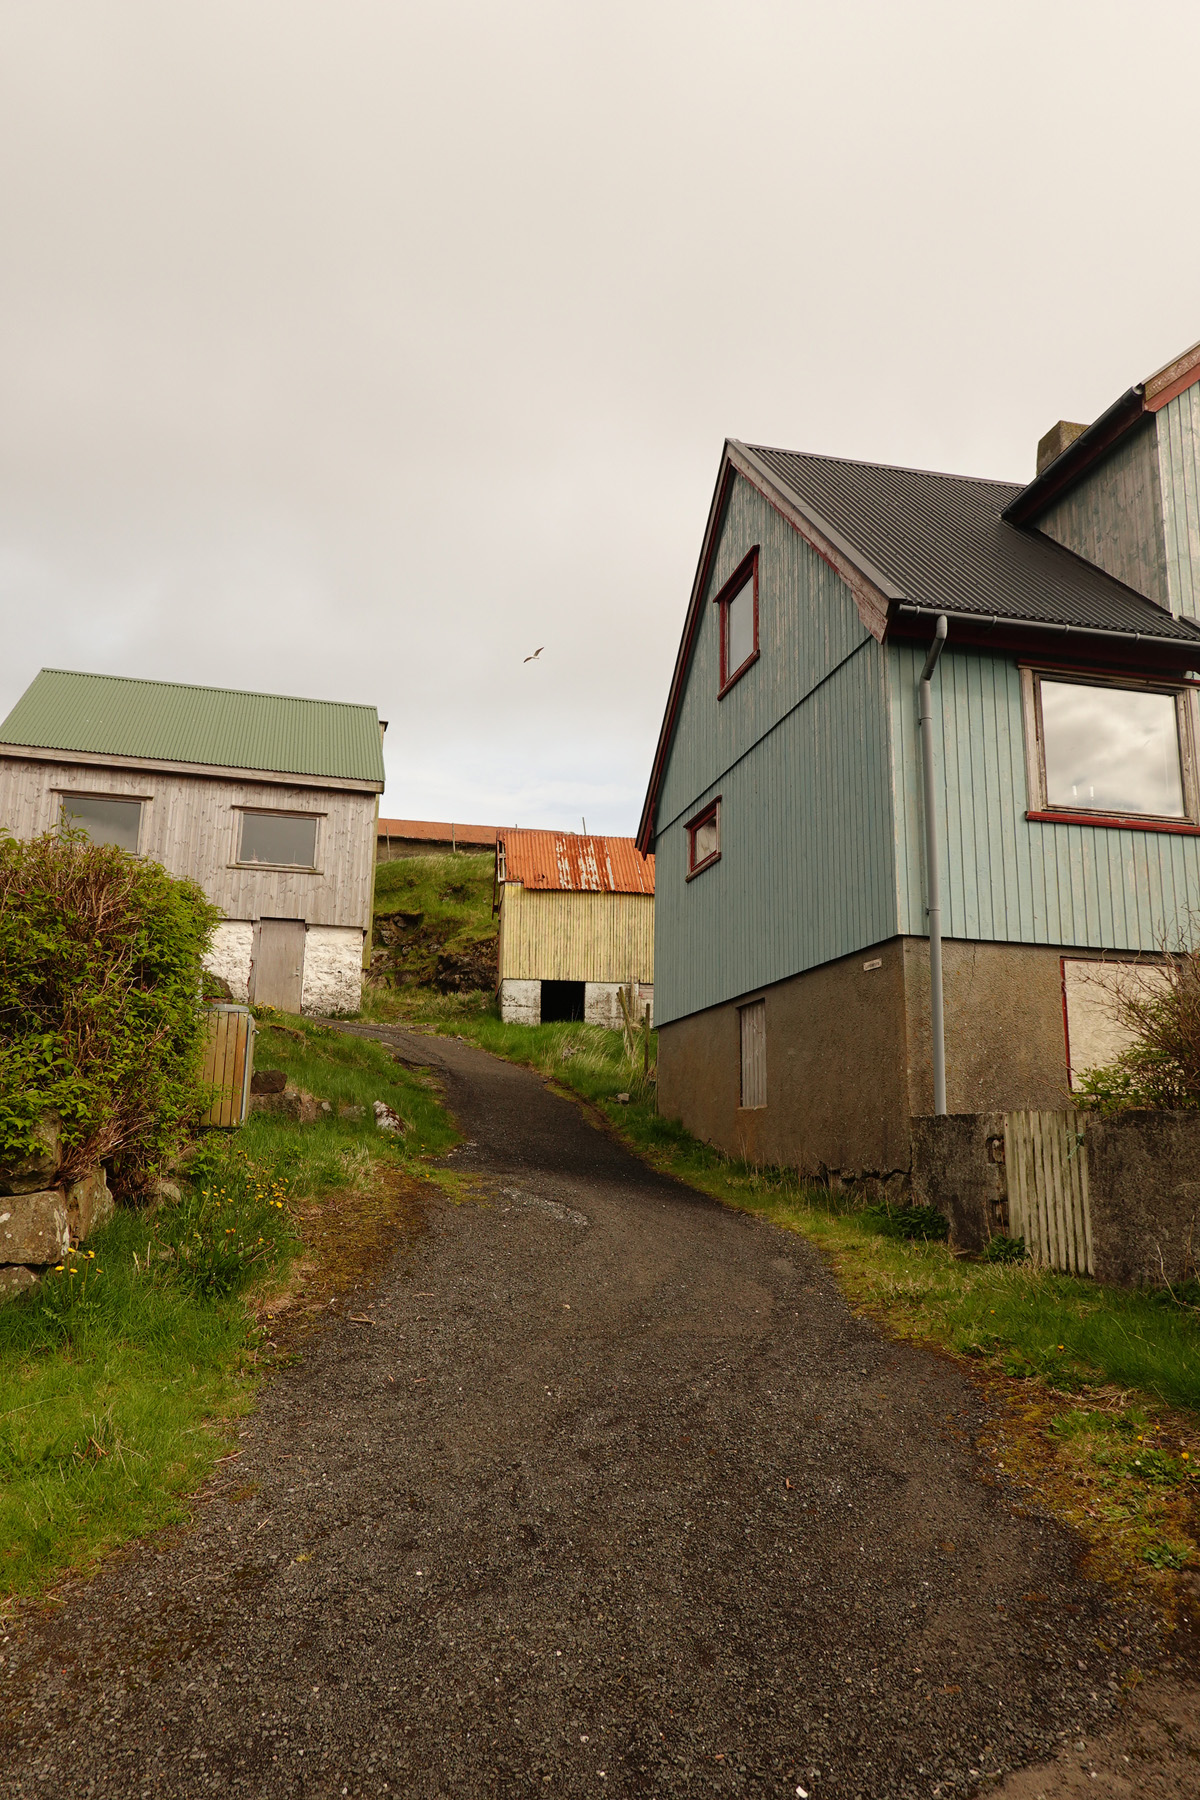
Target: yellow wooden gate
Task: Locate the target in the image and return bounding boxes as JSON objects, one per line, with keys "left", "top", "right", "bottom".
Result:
{"left": 1004, "top": 1109, "right": 1093, "bottom": 1275}
{"left": 201, "top": 1005, "right": 255, "bottom": 1128}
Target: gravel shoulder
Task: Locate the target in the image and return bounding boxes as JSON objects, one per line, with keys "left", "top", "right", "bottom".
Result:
{"left": 0, "top": 1028, "right": 1192, "bottom": 1799}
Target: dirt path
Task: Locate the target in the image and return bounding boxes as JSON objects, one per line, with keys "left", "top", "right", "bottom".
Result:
{"left": 1, "top": 1028, "right": 1194, "bottom": 1799}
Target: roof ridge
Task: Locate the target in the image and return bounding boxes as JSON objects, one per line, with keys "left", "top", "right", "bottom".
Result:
{"left": 746, "top": 443, "right": 1023, "bottom": 493}
{"left": 34, "top": 667, "right": 378, "bottom": 714}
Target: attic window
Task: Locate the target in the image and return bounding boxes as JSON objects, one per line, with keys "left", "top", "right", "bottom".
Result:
{"left": 716, "top": 549, "right": 759, "bottom": 695}
{"left": 60, "top": 794, "right": 143, "bottom": 852}
{"left": 1025, "top": 671, "right": 1197, "bottom": 824}
{"left": 686, "top": 799, "right": 720, "bottom": 877}
{"left": 238, "top": 810, "right": 319, "bottom": 869}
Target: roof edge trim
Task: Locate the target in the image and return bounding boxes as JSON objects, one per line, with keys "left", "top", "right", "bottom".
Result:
{"left": 893, "top": 603, "right": 1200, "bottom": 656}
{"left": 1002, "top": 387, "right": 1147, "bottom": 525}
{"left": 0, "top": 740, "right": 385, "bottom": 793}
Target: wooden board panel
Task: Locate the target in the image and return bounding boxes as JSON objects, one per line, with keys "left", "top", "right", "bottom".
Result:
{"left": 201, "top": 1007, "right": 255, "bottom": 1129}
{"left": 1004, "top": 1109, "right": 1092, "bottom": 1275}
{"left": 251, "top": 919, "right": 306, "bottom": 1012}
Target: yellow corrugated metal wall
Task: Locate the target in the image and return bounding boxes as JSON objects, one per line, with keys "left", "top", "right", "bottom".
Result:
{"left": 498, "top": 887, "right": 654, "bottom": 982}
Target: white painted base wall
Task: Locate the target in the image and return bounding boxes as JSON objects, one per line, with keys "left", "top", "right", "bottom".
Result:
{"left": 202, "top": 920, "right": 362, "bottom": 1015}
{"left": 301, "top": 926, "right": 364, "bottom": 1016}
{"left": 203, "top": 921, "right": 254, "bottom": 1002}
{"left": 500, "top": 979, "right": 541, "bottom": 1024}
{"left": 584, "top": 981, "right": 654, "bottom": 1030}
{"left": 499, "top": 978, "right": 654, "bottom": 1028}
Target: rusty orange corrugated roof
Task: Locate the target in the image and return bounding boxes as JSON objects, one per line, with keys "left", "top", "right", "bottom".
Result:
{"left": 499, "top": 831, "right": 654, "bottom": 895}
{"left": 377, "top": 818, "right": 498, "bottom": 844}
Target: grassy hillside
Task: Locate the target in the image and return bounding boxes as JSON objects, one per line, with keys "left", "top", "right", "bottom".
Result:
{"left": 371, "top": 852, "right": 497, "bottom": 993}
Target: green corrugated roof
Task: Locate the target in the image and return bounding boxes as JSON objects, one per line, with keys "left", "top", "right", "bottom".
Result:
{"left": 0, "top": 669, "right": 385, "bottom": 785}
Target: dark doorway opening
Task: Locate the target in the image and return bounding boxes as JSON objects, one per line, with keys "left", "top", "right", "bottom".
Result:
{"left": 541, "top": 979, "right": 586, "bottom": 1023}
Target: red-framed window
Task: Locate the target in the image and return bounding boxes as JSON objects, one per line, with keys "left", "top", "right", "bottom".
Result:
{"left": 715, "top": 548, "right": 759, "bottom": 696}
{"left": 686, "top": 798, "right": 720, "bottom": 878}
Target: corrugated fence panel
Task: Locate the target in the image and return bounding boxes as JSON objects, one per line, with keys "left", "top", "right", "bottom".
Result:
{"left": 500, "top": 889, "right": 654, "bottom": 984}
{"left": 1004, "top": 1109, "right": 1092, "bottom": 1275}
{"left": 654, "top": 638, "right": 895, "bottom": 1026}
{"left": 201, "top": 1007, "right": 255, "bottom": 1129}
{"left": 890, "top": 641, "right": 1200, "bottom": 950}
{"left": 1159, "top": 384, "right": 1200, "bottom": 623}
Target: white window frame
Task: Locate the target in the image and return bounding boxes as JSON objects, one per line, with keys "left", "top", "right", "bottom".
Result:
{"left": 1020, "top": 665, "right": 1200, "bottom": 825}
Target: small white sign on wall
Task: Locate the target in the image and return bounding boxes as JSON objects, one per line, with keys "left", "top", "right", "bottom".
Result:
{"left": 1061, "top": 958, "right": 1170, "bottom": 1088}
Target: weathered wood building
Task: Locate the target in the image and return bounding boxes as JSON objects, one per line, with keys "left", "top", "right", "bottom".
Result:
{"left": 0, "top": 668, "right": 385, "bottom": 1015}
{"left": 495, "top": 830, "right": 654, "bottom": 1026}
{"left": 637, "top": 337, "right": 1200, "bottom": 1181}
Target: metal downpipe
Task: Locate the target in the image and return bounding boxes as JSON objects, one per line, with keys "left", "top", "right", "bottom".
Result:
{"left": 919, "top": 616, "right": 948, "bottom": 1115}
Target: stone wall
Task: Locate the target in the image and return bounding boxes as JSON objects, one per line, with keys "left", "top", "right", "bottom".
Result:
{"left": 300, "top": 925, "right": 364, "bottom": 1016}
{"left": 0, "top": 1112, "right": 115, "bottom": 1303}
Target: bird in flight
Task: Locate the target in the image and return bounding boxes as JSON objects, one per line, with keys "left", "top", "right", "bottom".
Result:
{"left": 524, "top": 647, "right": 544, "bottom": 662}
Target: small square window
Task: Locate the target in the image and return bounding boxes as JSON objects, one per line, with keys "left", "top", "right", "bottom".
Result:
{"left": 1028, "top": 672, "right": 1194, "bottom": 821}
{"left": 686, "top": 799, "right": 720, "bottom": 877}
{"left": 715, "top": 549, "right": 759, "bottom": 695}
{"left": 60, "top": 794, "right": 142, "bottom": 852}
{"left": 238, "top": 811, "right": 319, "bottom": 868}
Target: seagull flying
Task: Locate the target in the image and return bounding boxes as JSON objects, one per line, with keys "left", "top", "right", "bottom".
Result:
{"left": 524, "top": 647, "right": 544, "bottom": 663}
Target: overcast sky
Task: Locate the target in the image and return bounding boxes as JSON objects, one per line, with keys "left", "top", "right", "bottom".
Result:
{"left": 3, "top": 2, "right": 1199, "bottom": 832}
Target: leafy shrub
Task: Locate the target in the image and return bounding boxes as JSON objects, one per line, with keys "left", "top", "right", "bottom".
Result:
{"left": 983, "top": 1233, "right": 1027, "bottom": 1264}
{"left": 0, "top": 831, "right": 220, "bottom": 1193}
{"left": 859, "top": 1202, "right": 950, "bottom": 1242}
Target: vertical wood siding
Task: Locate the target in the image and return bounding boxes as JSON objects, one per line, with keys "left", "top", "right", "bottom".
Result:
{"left": 654, "top": 632, "right": 895, "bottom": 1026}
{"left": 1004, "top": 1109, "right": 1093, "bottom": 1275}
{"left": 498, "top": 888, "right": 654, "bottom": 983}
{"left": 1036, "top": 421, "right": 1168, "bottom": 606}
{"left": 656, "top": 473, "right": 874, "bottom": 833}
{"left": 1158, "top": 384, "right": 1200, "bottom": 621}
{"left": 890, "top": 642, "right": 1200, "bottom": 947}
{"left": 0, "top": 756, "right": 376, "bottom": 929}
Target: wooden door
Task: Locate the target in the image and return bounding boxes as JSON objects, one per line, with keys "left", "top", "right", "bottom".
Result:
{"left": 251, "top": 919, "right": 306, "bottom": 1013}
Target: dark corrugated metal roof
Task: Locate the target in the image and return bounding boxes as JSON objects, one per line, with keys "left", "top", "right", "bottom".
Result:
{"left": 499, "top": 831, "right": 654, "bottom": 894}
{"left": 0, "top": 668, "right": 386, "bottom": 784}
{"left": 746, "top": 445, "right": 1200, "bottom": 644}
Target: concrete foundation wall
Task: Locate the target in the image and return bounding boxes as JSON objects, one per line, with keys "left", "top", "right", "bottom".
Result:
{"left": 500, "top": 979, "right": 541, "bottom": 1024}
{"left": 1086, "top": 1111, "right": 1200, "bottom": 1288}
{"left": 300, "top": 926, "right": 363, "bottom": 1016}
{"left": 584, "top": 982, "right": 654, "bottom": 1030}
{"left": 658, "top": 935, "right": 1078, "bottom": 1179}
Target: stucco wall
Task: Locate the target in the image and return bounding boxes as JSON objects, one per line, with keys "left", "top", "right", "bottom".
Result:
{"left": 300, "top": 925, "right": 363, "bottom": 1016}
{"left": 203, "top": 921, "right": 254, "bottom": 1003}
{"left": 658, "top": 936, "right": 1079, "bottom": 1178}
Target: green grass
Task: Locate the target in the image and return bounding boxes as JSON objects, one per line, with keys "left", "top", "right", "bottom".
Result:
{"left": 0, "top": 1014, "right": 457, "bottom": 1609}
{"left": 371, "top": 852, "right": 496, "bottom": 990}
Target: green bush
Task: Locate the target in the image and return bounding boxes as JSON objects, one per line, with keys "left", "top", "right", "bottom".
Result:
{"left": 1075, "top": 948, "right": 1200, "bottom": 1111}
{"left": 0, "top": 831, "right": 220, "bottom": 1194}
{"left": 859, "top": 1202, "right": 950, "bottom": 1243}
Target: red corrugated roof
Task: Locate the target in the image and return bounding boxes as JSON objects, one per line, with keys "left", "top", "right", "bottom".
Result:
{"left": 499, "top": 831, "right": 654, "bottom": 895}
{"left": 377, "top": 818, "right": 498, "bottom": 845}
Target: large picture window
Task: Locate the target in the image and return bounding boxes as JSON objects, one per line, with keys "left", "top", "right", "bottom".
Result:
{"left": 715, "top": 549, "right": 759, "bottom": 695}
{"left": 59, "top": 794, "right": 143, "bottom": 852}
{"left": 1024, "top": 669, "right": 1197, "bottom": 825}
{"left": 238, "top": 810, "right": 319, "bottom": 868}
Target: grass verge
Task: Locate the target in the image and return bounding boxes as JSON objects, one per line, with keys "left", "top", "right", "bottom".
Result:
{"left": 0, "top": 1014, "right": 456, "bottom": 1612}
{"left": 414, "top": 1005, "right": 1200, "bottom": 1594}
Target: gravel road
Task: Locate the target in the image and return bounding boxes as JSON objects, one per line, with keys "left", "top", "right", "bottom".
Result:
{"left": 0, "top": 1028, "right": 1175, "bottom": 1799}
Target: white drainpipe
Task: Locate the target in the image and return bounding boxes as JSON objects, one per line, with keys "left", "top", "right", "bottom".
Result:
{"left": 918, "top": 616, "right": 948, "bottom": 1115}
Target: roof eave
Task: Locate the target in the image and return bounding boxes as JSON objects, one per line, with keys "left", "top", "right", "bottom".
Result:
{"left": 891, "top": 602, "right": 1200, "bottom": 658}
{"left": 0, "top": 740, "right": 385, "bottom": 793}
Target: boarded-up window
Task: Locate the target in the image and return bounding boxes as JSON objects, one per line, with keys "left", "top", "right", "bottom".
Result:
{"left": 239, "top": 811, "right": 318, "bottom": 868}
{"left": 739, "top": 998, "right": 766, "bottom": 1109}
{"left": 60, "top": 794, "right": 142, "bottom": 852}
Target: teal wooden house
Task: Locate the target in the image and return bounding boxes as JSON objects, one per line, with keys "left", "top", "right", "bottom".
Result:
{"left": 637, "top": 338, "right": 1200, "bottom": 1183}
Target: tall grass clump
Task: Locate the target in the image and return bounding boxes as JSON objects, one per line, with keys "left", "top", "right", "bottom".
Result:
{"left": 0, "top": 830, "right": 219, "bottom": 1194}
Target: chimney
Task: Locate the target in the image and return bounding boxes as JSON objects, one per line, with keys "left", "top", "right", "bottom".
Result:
{"left": 1036, "top": 419, "right": 1088, "bottom": 476}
